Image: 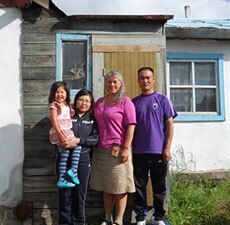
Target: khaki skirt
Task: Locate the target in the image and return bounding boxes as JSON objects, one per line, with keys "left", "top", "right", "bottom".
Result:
{"left": 90, "top": 147, "right": 135, "bottom": 194}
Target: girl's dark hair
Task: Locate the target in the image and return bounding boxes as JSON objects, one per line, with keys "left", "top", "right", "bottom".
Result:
{"left": 48, "top": 81, "right": 71, "bottom": 105}
{"left": 73, "top": 89, "right": 94, "bottom": 116}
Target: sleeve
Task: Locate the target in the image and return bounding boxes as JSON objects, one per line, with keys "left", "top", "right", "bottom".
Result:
{"left": 79, "top": 119, "right": 99, "bottom": 147}
{"left": 49, "top": 101, "right": 61, "bottom": 116}
{"left": 163, "top": 96, "right": 178, "bottom": 119}
{"left": 123, "top": 96, "right": 136, "bottom": 126}
{"left": 69, "top": 106, "right": 75, "bottom": 117}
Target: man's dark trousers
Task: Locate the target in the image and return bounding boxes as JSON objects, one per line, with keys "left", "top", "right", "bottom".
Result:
{"left": 133, "top": 154, "right": 167, "bottom": 222}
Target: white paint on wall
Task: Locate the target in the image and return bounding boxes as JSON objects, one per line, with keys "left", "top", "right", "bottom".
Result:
{"left": 0, "top": 8, "right": 23, "bottom": 206}
{"left": 167, "top": 39, "right": 230, "bottom": 171}
{"left": 52, "top": 0, "right": 230, "bottom": 19}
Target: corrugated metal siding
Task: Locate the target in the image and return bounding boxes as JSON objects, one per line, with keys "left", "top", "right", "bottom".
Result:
{"left": 104, "top": 52, "right": 156, "bottom": 98}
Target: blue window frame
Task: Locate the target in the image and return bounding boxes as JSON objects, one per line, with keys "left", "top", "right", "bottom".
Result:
{"left": 166, "top": 53, "right": 225, "bottom": 122}
{"left": 56, "top": 34, "right": 92, "bottom": 95}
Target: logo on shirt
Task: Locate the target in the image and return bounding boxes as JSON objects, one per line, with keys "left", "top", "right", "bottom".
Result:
{"left": 153, "top": 103, "right": 158, "bottom": 110}
{"left": 82, "top": 120, "right": 94, "bottom": 124}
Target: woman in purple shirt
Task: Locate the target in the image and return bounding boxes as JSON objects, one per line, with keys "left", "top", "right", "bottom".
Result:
{"left": 90, "top": 71, "right": 136, "bottom": 225}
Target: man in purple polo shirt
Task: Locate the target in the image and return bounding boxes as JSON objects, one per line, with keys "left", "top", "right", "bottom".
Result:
{"left": 132, "top": 67, "right": 177, "bottom": 225}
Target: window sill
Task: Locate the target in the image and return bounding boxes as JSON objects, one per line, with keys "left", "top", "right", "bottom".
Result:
{"left": 175, "top": 114, "right": 225, "bottom": 122}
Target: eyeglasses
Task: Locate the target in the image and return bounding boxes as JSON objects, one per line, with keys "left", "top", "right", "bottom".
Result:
{"left": 77, "top": 99, "right": 91, "bottom": 104}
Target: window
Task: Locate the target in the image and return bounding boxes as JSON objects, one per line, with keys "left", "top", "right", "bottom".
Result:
{"left": 56, "top": 34, "right": 91, "bottom": 95}
{"left": 167, "top": 53, "right": 225, "bottom": 121}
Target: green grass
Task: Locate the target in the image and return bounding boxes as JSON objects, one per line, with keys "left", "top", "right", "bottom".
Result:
{"left": 169, "top": 174, "right": 230, "bottom": 225}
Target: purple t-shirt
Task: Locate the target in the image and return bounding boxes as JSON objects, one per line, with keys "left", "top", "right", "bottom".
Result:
{"left": 94, "top": 96, "right": 136, "bottom": 149}
{"left": 132, "top": 92, "right": 177, "bottom": 154}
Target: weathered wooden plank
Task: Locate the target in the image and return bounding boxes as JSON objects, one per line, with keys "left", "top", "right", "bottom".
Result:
{"left": 22, "top": 7, "right": 64, "bottom": 21}
{"left": 21, "top": 33, "right": 55, "bottom": 44}
{"left": 24, "top": 116, "right": 50, "bottom": 128}
{"left": 92, "top": 53, "right": 104, "bottom": 100}
{"left": 85, "top": 190, "right": 103, "bottom": 208}
{"left": 22, "top": 67, "right": 55, "bottom": 80}
{"left": 24, "top": 176, "right": 57, "bottom": 192}
{"left": 92, "top": 33, "right": 165, "bottom": 46}
{"left": 24, "top": 123, "right": 50, "bottom": 141}
{"left": 86, "top": 207, "right": 104, "bottom": 218}
{"left": 93, "top": 44, "right": 160, "bottom": 52}
{"left": 22, "top": 18, "right": 61, "bottom": 34}
{"left": 155, "top": 49, "right": 166, "bottom": 94}
{"left": 25, "top": 140, "right": 55, "bottom": 158}
{"left": 24, "top": 118, "right": 51, "bottom": 130}
{"left": 24, "top": 192, "right": 58, "bottom": 209}
{"left": 24, "top": 93, "right": 50, "bottom": 105}
{"left": 23, "top": 192, "right": 104, "bottom": 210}
{"left": 23, "top": 80, "right": 53, "bottom": 94}
{"left": 24, "top": 158, "right": 55, "bottom": 176}
{"left": 22, "top": 55, "right": 55, "bottom": 68}
{"left": 24, "top": 106, "right": 48, "bottom": 124}
{"left": 22, "top": 43, "right": 55, "bottom": 56}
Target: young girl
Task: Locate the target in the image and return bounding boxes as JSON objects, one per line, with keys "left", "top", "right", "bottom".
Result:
{"left": 48, "top": 81, "right": 81, "bottom": 188}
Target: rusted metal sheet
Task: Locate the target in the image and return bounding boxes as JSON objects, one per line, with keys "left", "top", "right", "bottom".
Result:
{"left": 0, "top": 0, "right": 49, "bottom": 9}
{"left": 104, "top": 52, "right": 157, "bottom": 98}
{"left": 0, "top": 0, "right": 30, "bottom": 8}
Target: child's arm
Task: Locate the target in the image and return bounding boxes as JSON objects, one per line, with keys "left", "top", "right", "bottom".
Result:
{"left": 50, "top": 108, "right": 66, "bottom": 143}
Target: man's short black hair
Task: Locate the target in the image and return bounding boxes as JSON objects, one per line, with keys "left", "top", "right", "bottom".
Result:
{"left": 138, "top": 67, "right": 154, "bottom": 74}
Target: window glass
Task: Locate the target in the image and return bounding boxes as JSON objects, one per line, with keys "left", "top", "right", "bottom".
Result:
{"left": 171, "top": 88, "right": 193, "bottom": 112}
{"left": 62, "top": 41, "right": 87, "bottom": 90}
{"left": 195, "top": 62, "right": 216, "bottom": 85}
{"left": 195, "top": 88, "right": 216, "bottom": 112}
{"left": 170, "top": 62, "right": 192, "bottom": 85}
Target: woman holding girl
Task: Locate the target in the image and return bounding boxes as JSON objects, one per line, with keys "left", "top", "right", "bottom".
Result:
{"left": 48, "top": 82, "right": 98, "bottom": 225}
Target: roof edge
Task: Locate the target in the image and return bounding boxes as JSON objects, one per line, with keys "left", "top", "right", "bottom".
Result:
{"left": 68, "top": 14, "right": 173, "bottom": 22}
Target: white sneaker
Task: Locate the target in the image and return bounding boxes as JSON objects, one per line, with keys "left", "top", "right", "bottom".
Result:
{"left": 157, "top": 221, "right": 166, "bottom": 225}
{"left": 137, "top": 221, "right": 146, "bottom": 225}
{"left": 101, "top": 221, "right": 111, "bottom": 225}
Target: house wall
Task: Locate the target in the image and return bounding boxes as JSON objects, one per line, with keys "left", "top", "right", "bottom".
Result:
{"left": 0, "top": 8, "right": 23, "bottom": 206}
{"left": 167, "top": 39, "right": 230, "bottom": 172}
{"left": 21, "top": 8, "right": 168, "bottom": 223}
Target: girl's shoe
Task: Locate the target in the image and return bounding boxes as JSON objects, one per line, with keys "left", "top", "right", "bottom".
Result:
{"left": 57, "top": 180, "right": 75, "bottom": 188}
{"left": 100, "top": 221, "right": 112, "bottom": 225}
{"left": 67, "top": 169, "right": 80, "bottom": 185}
